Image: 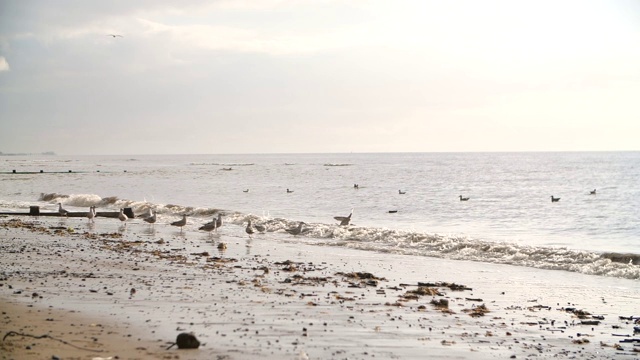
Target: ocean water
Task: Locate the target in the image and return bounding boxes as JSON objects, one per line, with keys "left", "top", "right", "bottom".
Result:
{"left": 1, "top": 152, "right": 639, "bottom": 279}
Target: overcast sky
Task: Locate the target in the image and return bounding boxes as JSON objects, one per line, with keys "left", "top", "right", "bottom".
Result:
{"left": 0, "top": 0, "right": 639, "bottom": 155}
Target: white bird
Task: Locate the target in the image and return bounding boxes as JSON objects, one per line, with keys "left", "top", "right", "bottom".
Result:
{"left": 143, "top": 209, "right": 156, "bottom": 226}
{"left": 118, "top": 208, "right": 128, "bottom": 222}
{"left": 87, "top": 206, "right": 95, "bottom": 222}
{"left": 334, "top": 208, "right": 353, "bottom": 226}
{"left": 285, "top": 222, "right": 305, "bottom": 236}
{"left": 171, "top": 214, "right": 187, "bottom": 232}
{"left": 459, "top": 195, "right": 470, "bottom": 201}
{"left": 58, "top": 203, "right": 69, "bottom": 216}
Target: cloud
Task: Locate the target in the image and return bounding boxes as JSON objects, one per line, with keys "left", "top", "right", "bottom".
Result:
{"left": 0, "top": 56, "right": 8, "bottom": 71}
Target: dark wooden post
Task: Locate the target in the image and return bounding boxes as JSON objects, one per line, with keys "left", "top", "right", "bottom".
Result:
{"left": 29, "top": 206, "right": 40, "bottom": 215}
{"left": 123, "top": 208, "right": 135, "bottom": 219}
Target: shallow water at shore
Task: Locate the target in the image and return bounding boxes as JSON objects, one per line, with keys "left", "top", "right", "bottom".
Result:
{"left": 1, "top": 152, "right": 639, "bottom": 280}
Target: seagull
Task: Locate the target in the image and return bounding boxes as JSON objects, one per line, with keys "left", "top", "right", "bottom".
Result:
{"left": 590, "top": 189, "right": 597, "bottom": 195}
{"left": 198, "top": 220, "right": 217, "bottom": 236}
{"left": 285, "top": 222, "right": 305, "bottom": 236}
{"left": 459, "top": 195, "right": 470, "bottom": 201}
{"left": 118, "top": 208, "right": 128, "bottom": 227}
{"left": 87, "top": 206, "right": 95, "bottom": 222}
{"left": 399, "top": 190, "right": 406, "bottom": 195}
{"left": 215, "top": 213, "right": 223, "bottom": 229}
{"left": 107, "top": 34, "right": 123, "bottom": 38}
{"left": 243, "top": 189, "right": 249, "bottom": 193}
{"left": 171, "top": 214, "right": 187, "bottom": 232}
{"left": 58, "top": 203, "right": 69, "bottom": 216}
{"left": 254, "top": 222, "right": 266, "bottom": 233}
{"left": 334, "top": 208, "right": 353, "bottom": 226}
{"left": 246, "top": 220, "right": 255, "bottom": 238}
{"left": 143, "top": 209, "right": 156, "bottom": 226}
{"left": 287, "top": 188, "right": 294, "bottom": 193}
{"left": 550, "top": 196, "right": 561, "bottom": 202}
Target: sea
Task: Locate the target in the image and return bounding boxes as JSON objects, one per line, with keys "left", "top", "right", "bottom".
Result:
{"left": 1, "top": 152, "right": 639, "bottom": 280}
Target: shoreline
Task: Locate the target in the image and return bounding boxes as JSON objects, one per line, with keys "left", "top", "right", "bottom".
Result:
{"left": 1, "top": 217, "right": 639, "bottom": 359}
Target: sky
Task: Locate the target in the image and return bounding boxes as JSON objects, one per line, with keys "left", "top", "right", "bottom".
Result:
{"left": 0, "top": 0, "right": 639, "bottom": 155}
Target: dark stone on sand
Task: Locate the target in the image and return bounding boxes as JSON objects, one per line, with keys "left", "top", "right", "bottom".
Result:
{"left": 176, "top": 332, "right": 200, "bottom": 349}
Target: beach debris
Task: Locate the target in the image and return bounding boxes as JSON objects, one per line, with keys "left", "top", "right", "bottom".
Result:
{"left": 166, "top": 332, "right": 200, "bottom": 350}
{"left": 2, "top": 331, "right": 103, "bottom": 353}
{"left": 430, "top": 299, "right": 449, "bottom": 309}
{"left": 463, "top": 304, "right": 490, "bottom": 317}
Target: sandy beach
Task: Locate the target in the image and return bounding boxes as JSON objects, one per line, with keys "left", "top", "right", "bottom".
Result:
{"left": 1, "top": 217, "right": 639, "bottom": 359}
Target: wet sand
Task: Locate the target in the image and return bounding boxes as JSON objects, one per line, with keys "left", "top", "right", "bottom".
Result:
{"left": 1, "top": 217, "right": 639, "bottom": 359}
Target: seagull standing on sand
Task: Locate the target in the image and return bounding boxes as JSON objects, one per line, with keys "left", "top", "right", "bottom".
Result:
{"left": 118, "top": 208, "right": 128, "bottom": 227}
{"left": 254, "top": 222, "right": 266, "bottom": 233}
{"left": 87, "top": 206, "right": 95, "bottom": 222}
{"left": 198, "top": 221, "right": 217, "bottom": 236}
{"left": 216, "top": 213, "right": 223, "bottom": 229}
{"left": 246, "top": 220, "right": 255, "bottom": 238}
{"left": 285, "top": 222, "right": 305, "bottom": 236}
{"left": 551, "top": 196, "right": 561, "bottom": 202}
{"left": 143, "top": 209, "right": 156, "bottom": 226}
{"left": 58, "top": 203, "right": 69, "bottom": 216}
{"left": 334, "top": 208, "right": 353, "bottom": 226}
{"left": 459, "top": 195, "right": 470, "bottom": 201}
{"left": 171, "top": 214, "right": 187, "bottom": 232}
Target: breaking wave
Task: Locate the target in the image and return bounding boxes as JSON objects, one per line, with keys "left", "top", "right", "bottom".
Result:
{"left": 7, "top": 192, "right": 639, "bottom": 280}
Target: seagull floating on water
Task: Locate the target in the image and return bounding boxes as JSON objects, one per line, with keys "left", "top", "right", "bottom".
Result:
{"left": 550, "top": 196, "right": 561, "bottom": 202}
{"left": 287, "top": 188, "right": 294, "bottom": 193}
{"left": 398, "top": 190, "right": 406, "bottom": 195}
{"left": 459, "top": 195, "right": 470, "bottom": 201}
{"left": 243, "top": 189, "right": 249, "bottom": 193}
{"left": 590, "top": 189, "right": 597, "bottom": 195}
{"left": 171, "top": 214, "right": 187, "bottom": 232}
{"left": 334, "top": 208, "right": 353, "bottom": 226}
{"left": 285, "top": 222, "right": 305, "bottom": 236}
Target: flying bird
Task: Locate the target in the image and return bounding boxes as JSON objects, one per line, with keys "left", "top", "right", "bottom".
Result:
{"left": 334, "top": 208, "right": 353, "bottom": 226}
{"left": 107, "top": 34, "right": 123, "bottom": 38}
